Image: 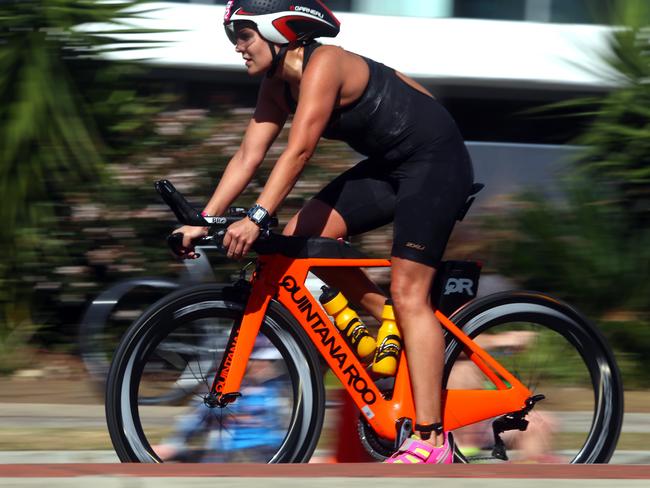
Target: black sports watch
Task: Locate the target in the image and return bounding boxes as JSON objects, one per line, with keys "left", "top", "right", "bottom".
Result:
{"left": 246, "top": 204, "right": 272, "bottom": 228}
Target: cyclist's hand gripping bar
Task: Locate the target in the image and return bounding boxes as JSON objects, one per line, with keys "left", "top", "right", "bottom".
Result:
{"left": 155, "top": 179, "right": 278, "bottom": 229}
{"left": 155, "top": 179, "right": 279, "bottom": 257}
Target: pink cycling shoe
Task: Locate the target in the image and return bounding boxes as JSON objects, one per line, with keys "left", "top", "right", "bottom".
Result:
{"left": 384, "top": 432, "right": 454, "bottom": 464}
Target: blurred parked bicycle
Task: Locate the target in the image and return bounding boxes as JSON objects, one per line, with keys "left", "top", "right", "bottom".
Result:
{"left": 79, "top": 241, "right": 325, "bottom": 401}
{"left": 78, "top": 244, "right": 217, "bottom": 397}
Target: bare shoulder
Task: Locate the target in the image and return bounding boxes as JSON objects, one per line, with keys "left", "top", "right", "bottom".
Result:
{"left": 306, "top": 44, "right": 345, "bottom": 68}
{"left": 305, "top": 45, "right": 365, "bottom": 77}
{"left": 304, "top": 45, "right": 368, "bottom": 104}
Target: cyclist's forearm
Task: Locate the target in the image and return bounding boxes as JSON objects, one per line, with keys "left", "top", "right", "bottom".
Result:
{"left": 256, "top": 150, "right": 308, "bottom": 215}
{"left": 203, "top": 153, "right": 260, "bottom": 216}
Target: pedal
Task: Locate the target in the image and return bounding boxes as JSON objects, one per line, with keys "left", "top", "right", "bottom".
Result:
{"left": 490, "top": 395, "right": 546, "bottom": 460}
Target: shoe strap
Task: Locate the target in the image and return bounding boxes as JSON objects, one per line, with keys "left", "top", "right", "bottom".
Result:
{"left": 396, "top": 438, "right": 434, "bottom": 461}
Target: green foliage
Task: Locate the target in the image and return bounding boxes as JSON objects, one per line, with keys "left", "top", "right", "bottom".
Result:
{"left": 600, "top": 320, "right": 650, "bottom": 388}
{"left": 540, "top": 1, "right": 650, "bottom": 225}
{"left": 490, "top": 1, "right": 650, "bottom": 315}
{"left": 0, "top": 301, "right": 39, "bottom": 375}
{"left": 489, "top": 1, "right": 650, "bottom": 388}
{"left": 491, "top": 179, "right": 650, "bottom": 317}
{"left": 0, "top": 0, "right": 170, "bottom": 369}
{"left": 0, "top": 0, "right": 165, "bottom": 232}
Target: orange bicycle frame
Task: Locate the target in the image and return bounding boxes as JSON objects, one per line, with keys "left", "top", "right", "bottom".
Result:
{"left": 212, "top": 254, "right": 533, "bottom": 441}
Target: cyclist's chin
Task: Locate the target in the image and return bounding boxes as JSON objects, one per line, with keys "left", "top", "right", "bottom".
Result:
{"left": 246, "top": 62, "right": 268, "bottom": 77}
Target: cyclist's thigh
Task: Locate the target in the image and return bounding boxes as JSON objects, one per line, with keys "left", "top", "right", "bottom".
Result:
{"left": 391, "top": 150, "right": 473, "bottom": 267}
{"left": 296, "top": 157, "right": 396, "bottom": 237}
{"left": 283, "top": 198, "right": 349, "bottom": 238}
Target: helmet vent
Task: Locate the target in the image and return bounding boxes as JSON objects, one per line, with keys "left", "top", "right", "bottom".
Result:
{"left": 245, "top": 0, "right": 279, "bottom": 15}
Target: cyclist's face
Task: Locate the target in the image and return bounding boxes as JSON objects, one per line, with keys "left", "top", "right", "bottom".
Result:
{"left": 233, "top": 26, "right": 272, "bottom": 76}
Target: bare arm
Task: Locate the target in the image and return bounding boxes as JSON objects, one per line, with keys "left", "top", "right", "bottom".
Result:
{"left": 222, "top": 48, "right": 344, "bottom": 258}
{"left": 173, "top": 79, "right": 287, "bottom": 257}
{"left": 256, "top": 49, "right": 342, "bottom": 214}
{"left": 204, "top": 80, "right": 288, "bottom": 216}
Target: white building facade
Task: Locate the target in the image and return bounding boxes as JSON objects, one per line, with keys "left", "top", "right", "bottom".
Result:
{"left": 118, "top": 1, "right": 620, "bottom": 202}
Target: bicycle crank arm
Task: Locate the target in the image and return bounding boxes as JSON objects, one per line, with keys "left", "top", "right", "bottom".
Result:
{"left": 491, "top": 394, "right": 546, "bottom": 461}
{"left": 394, "top": 417, "right": 413, "bottom": 452}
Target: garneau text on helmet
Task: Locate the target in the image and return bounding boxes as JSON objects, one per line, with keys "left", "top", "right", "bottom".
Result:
{"left": 290, "top": 5, "right": 324, "bottom": 19}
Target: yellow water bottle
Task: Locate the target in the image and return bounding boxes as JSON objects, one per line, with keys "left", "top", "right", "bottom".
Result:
{"left": 372, "top": 299, "right": 402, "bottom": 376}
{"left": 319, "top": 286, "right": 376, "bottom": 361}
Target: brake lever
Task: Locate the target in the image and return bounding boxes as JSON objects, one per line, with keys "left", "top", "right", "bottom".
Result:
{"left": 167, "top": 233, "right": 220, "bottom": 258}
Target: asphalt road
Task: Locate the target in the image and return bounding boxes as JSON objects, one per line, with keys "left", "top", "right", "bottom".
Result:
{"left": 1, "top": 464, "right": 650, "bottom": 488}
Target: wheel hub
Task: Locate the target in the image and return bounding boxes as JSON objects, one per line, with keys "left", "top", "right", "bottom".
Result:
{"left": 203, "top": 392, "right": 221, "bottom": 408}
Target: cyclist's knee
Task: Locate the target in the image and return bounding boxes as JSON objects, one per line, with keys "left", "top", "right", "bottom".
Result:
{"left": 390, "top": 258, "right": 436, "bottom": 315}
{"left": 390, "top": 282, "right": 430, "bottom": 315}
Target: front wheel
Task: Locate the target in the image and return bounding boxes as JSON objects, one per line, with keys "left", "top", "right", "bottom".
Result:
{"left": 105, "top": 284, "right": 326, "bottom": 463}
{"left": 444, "top": 291, "right": 624, "bottom": 464}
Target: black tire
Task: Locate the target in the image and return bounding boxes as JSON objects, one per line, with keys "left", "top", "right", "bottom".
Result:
{"left": 444, "top": 291, "right": 624, "bottom": 464}
{"left": 105, "top": 283, "right": 326, "bottom": 463}
{"left": 79, "top": 278, "right": 179, "bottom": 397}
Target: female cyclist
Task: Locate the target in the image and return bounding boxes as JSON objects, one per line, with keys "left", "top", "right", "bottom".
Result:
{"left": 174, "top": 0, "right": 474, "bottom": 464}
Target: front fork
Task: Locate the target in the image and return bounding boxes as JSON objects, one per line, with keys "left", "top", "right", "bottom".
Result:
{"left": 207, "top": 258, "right": 287, "bottom": 408}
{"left": 206, "top": 279, "right": 252, "bottom": 408}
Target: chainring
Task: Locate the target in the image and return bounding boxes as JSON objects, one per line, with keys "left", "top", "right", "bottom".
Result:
{"left": 357, "top": 415, "right": 393, "bottom": 461}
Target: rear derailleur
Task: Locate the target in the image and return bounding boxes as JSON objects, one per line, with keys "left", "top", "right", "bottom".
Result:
{"left": 491, "top": 394, "right": 546, "bottom": 461}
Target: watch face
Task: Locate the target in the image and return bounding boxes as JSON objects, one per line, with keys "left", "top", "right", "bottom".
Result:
{"left": 248, "top": 205, "right": 269, "bottom": 225}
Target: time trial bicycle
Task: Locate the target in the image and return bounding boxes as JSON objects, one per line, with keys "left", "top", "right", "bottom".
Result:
{"left": 105, "top": 180, "right": 623, "bottom": 464}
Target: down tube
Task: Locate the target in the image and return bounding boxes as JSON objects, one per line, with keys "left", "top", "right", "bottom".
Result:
{"left": 276, "top": 278, "right": 402, "bottom": 440}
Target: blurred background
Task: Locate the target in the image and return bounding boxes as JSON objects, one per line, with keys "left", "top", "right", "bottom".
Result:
{"left": 0, "top": 0, "right": 649, "bottom": 462}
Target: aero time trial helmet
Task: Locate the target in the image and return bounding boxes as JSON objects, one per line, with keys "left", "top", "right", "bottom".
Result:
{"left": 224, "top": 0, "right": 340, "bottom": 46}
